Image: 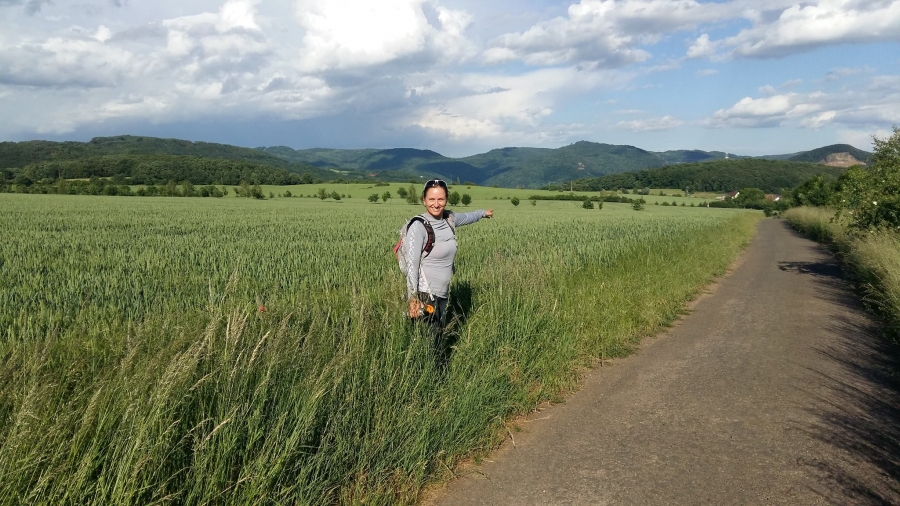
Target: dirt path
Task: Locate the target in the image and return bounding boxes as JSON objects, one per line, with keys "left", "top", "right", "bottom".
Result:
{"left": 428, "top": 219, "right": 900, "bottom": 505}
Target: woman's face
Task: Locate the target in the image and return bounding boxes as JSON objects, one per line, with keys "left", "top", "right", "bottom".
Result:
{"left": 422, "top": 187, "right": 447, "bottom": 218}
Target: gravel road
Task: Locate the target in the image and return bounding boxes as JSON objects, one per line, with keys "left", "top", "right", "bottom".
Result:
{"left": 428, "top": 219, "right": 900, "bottom": 505}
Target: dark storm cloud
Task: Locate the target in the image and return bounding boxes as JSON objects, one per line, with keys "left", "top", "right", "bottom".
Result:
{"left": 25, "top": 0, "right": 51, "bottom": 15}
{"left": 110, "top": 23, "right": 167, "bottom": 43}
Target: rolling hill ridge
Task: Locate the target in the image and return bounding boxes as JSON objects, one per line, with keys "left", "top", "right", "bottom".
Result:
{"left": 0, "top": 135, "right": 871, "bottom": 189}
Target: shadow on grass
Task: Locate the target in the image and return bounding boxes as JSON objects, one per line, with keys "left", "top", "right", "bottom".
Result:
{"left": 433, "top": 281, "right": 475, "bottom": 371}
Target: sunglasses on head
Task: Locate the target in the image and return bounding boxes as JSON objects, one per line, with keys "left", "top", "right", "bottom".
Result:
{"left": 424, "top": 179, "right": 448, "bottom": 190}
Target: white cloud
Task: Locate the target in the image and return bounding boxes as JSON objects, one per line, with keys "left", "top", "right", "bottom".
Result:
{"left": 689, "top": 0, "right": 900, "bottom": 60}
{"left": 706, "top": 74, "right": 900, "bottom": 129}
{"left": 218, "top": 0, "right": 261, "bottom": 31}
{"left": 293, "top": 0, "right": 476, "bottom": 71}
{"left": 696, "top": 68, "right": 719, "bottom": 77}
{"left": 615, "top": 114, "right": 682, "bottom": 132}
{"left": 484, "top": 0, "right": 740, "bottom": 68}
{"left": 686, "top": 33, "right": 717, "bottom": 59}
{"left": 799, "top": 111, "right": 836, "bottom": 129}
{"left": 407, "top": 66, "right": 634, "bottom": 139}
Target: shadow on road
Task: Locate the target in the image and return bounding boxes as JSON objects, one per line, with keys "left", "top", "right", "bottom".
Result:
{"left": 780, "top": 252, "right": 900, "bottom": 504}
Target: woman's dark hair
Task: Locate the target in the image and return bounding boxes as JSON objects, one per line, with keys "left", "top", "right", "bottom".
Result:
{"left": 422, "top": 179, "right": 449, "bottom": 199}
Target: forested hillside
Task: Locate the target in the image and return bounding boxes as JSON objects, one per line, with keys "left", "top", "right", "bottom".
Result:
{"left": 0, "top": 135, "right": 873, "bottom": 190}
{"left": 573, "top": 159, "right": 846, "bottom": 193}
{"left": 266, "top": 141, "right": 672, "bottom": 187}
{"left": 0, "top": 136, "right": 327, "bottom": 176}
{"left": 0, "top": 155, "right": 325, "bottom": 186}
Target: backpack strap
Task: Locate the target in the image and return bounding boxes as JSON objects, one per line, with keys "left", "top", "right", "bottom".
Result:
{"left": 407, "top": 216, "right": 436, "bottom": 256}
{"left": 442, "top": 210, "right": 457, "bottom": 235}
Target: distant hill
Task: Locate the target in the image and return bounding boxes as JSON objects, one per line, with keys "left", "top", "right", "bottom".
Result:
{"left": 264, "top": 142, "right": 850, "bottom": 188}
{"left": 573, "top": 158, "right": 847, "bottom": 194}
{"left": 758, "top": 144, "right": 871, "bottom": 165}
{"left": 265, "top": 141, "right": 674, "bottom": 188}
{"left": 0, "top": 135, "right": 332, "bottom": 179}
{"left": 3, "top": 154, "right": 325, "bottom": 186}
{"left": 787, "top": 144, "right": 870, "bottom": 165}
{"left": 653, "top": 150, "right": 744, "bottom": 164}
{"left": 261, "top": 146, "right": 379, "bottom": 168}
{"left": 1, "top": 135, "right": 873, "bottom": 189}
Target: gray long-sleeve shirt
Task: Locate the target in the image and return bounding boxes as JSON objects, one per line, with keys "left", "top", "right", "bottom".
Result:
{"left": 404, "top": 210, "right": 487, "bottom": 299}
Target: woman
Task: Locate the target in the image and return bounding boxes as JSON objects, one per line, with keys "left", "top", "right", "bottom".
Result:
{"left": 405, "top": 179, "right": 493, "bottom": 330}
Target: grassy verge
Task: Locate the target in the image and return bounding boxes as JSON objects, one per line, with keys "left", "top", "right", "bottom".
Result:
{"left": 783, "top": 206, "right": 900, "bottom": 337}
{"left": 0, "top": 196, "right": 760, "bottom": 504}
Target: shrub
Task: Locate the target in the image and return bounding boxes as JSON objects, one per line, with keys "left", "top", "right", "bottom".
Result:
{"left": 834, "top": 127, "right": 900, "bottom": 231}
{"left": 461, "top": 194, "right": 471, "bottom": 206}
{"left": 448, "top": 191, "right": 461, "bottom": 206}
{"left": 633, "top": 201, "right": 644, "bottom": 211}
{"left": 511, "top": 197, "right": 520, "bottom": 206}
{"left": 582, "top": 198, "right": 594, "bottom": 209}
{"left": 368, "top": 193, "right": 379, "bottom": 203}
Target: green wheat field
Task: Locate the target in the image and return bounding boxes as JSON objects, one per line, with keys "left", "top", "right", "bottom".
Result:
{"left": 0, "top": 193, "right": 759, "bottom": 505}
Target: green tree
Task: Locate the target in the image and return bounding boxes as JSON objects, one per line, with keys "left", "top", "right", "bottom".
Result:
{"left": 165, "top": 180, "right": 179, "bottom": 197}
{"left": 448, "top": 191, "right": 461, "bottom": 206}
{"left": 317, "top": 187, "right": 328, "bottom": 200}
{"left": 530, "top": 198, "right": 536, "bottom": 206}
{"left": 791, "top": 175, "right": 835, "bottom": 207}
{"left": 368, "top": 193, "right": 380, "bottom": 202}
{"left": 381, "top": 191, "right": 392, "bottom": 203}
{"left": 735, "top": 187, "right": 766, "bottom": 208}
{"left": 284, "top": 190, "right": 292, "bottom": 198}
{"left": 396, "top": 187, "right": 408, "bottom": 199}
{"left": 835, "top": 127, "right": 900, "bottom": 230}
{"left": 461, "top": 193, "right": 471, "bottom": 206}
{"left": 582, "top": 198, "right": 594, "bottom": 209}
{"left": 511, "top": 196, "right": 520, "bottom": 206}
{"left": 406, "top": 184, "right": 418, "bottom": 204}
{"left": 633, "top": 201, "right": 644, "bottom": 211}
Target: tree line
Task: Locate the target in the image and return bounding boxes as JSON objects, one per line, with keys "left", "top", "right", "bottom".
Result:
{"left": 0, "top": 175, "right": 279, "bottom": 198}
{"left": 0, "top": 154, "right": 324, "bottom": 188}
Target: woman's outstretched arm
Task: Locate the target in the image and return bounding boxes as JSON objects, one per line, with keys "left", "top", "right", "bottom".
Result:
{"left": 451, "top": 209, "right": 493, "bottom": 227}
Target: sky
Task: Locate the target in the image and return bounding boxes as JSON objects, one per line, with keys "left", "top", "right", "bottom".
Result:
{"left": 1, "top": 0, "right": 899, "bottom": 157}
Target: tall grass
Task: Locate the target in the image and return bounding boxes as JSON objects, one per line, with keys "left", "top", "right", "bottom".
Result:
{"left": 784, "top": 206, "right": 900, "bottom": 337}
{"left": 0, "top": 195, "right": 759, "bottom": 504}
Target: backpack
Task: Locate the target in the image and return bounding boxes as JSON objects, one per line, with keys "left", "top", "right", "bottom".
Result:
{"left": 393, "top": 212, "right": 456, "bottom": 277}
